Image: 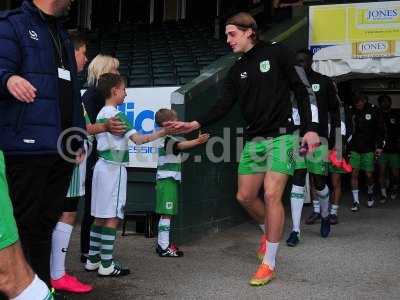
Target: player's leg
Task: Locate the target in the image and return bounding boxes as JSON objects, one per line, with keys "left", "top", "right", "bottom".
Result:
{"left": 390, "top": 166, "right": 399, "bottom": 200}
{"left": 287, "top": 168, "right": 306, "bottom": 247}
{"left": 366, "top": 171, "right": 375, "bottom": 207}
{"left": 249, "top": 134, "right": 294, "bottom": 286}
{"left": 237, "top": 173, "right": 266, "bottom": 260}
{"left": 312, "top": 173, "right": 330, "bottom": 237}
{"left": 50, "top": 196, "right": 92, "bottom": 293}
{"left": 378, "top": 155, "right": 388, "bottom": 203}
{"left": 329, "top": 172, "right": 341, "bottom": 225}
{"left": 0, "top": 243, "right": 54, "bottom": 300}
{"left": 361, "top": 152, "right": 375, "bottom": 208}
{"left": 237, "top": 175, "right": 267, "bottom": 225}
{"left": 389, "top": 154, "right": 400, "bottom": 200}
{"left": 304, "top": 144, "right": 330, "bottom": 237}
{"left": 350, "top": 152, "right": 361, "bottom": 212}
{"left": 249, "top": 171, "right": 288, "bottom": 286}
{"left": 0, "top": 151, "right": 52, "bottom": 300}
{"left": 4, "top": 155, "right": 73, "bottom": 286}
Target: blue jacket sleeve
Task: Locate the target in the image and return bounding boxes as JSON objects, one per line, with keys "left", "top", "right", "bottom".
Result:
{"left": 0, "top": 18, "right": 21, "bottom": 97}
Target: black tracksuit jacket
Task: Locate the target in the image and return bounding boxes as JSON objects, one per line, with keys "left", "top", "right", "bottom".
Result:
{"left": 197, "top": 41, "right": 318, "bottom": 139}
{"left": 381, "top": 109, "right": 400, "bottom": 153}
{"left": 349, "top": 103, "right": 385, "bottom": 153}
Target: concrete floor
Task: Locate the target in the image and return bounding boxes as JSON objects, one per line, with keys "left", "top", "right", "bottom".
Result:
{"left": 66, "top": 194, "right": 400, "bottom": 300}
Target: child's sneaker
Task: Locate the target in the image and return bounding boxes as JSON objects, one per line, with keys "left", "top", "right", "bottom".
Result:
{"left": 156, "top": 243, "right": 184, "bottom": 257}
{"left": 85, "top": 259, "right": 100, "bottom": 272}
{"left": 98, "top": 261, "right": 130, "bottom": 277}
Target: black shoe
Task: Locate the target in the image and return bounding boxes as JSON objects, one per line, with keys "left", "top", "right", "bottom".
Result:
{"left": 329, "top": 214, "right": 338, "bottom": 225}
{"left": 351, "top": 202, "right": 360, "bottom": 212}
{"left": 156, "top": 244, "right": 184, "bottom": 257}
{"left": 286, "top": 231, "right": 300, "bottom": 247}
{"left": 320, "top": 217, "right": 331, "bottom": 238}
{"left": 80, "top": 253, "right": 88, "bottom": 263}
{"left": 305, "top": 212, "right": 321, "bottom": 225}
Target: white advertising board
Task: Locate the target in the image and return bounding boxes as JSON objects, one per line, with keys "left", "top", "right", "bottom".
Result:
{"left": 118, "top": 87, "right": 179, "bottom": 168}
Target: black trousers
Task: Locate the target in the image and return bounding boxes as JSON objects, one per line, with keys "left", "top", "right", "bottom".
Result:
{"left": 80, "top": 153, "right": 95, "bottom": 255}
{"left": 4, "top": 154, "right": 73, "bottom": 286}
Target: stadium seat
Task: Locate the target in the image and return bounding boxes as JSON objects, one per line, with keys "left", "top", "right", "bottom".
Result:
{"left": 128, "top": 77, "right": 153, "bottom": 87}
{"left": 130, "top": 66, "right": 150, "bottom": 75}
{"left": 152, "top": 66, "right": 175, "bottom": 74}
{"left": 153, "top": 77, "right": 177, "bottom": 86}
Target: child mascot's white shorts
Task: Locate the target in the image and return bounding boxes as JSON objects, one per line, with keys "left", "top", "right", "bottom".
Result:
{"left": 91, "top": 159, "right": 127, "bottom": 219}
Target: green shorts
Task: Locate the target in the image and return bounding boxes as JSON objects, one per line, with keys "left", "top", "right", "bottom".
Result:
{"left": 350, "top": 151, "right": 374, "bottom": 172}
{"left": 156, "top": 178, "right": 179, "bottom": 216}
{"left": 378, "top": 153, "right": 400, "bottom": 169}
{"left": 0, "top": 151, "right": 19, "bottom": 250}
{"left": 238, "top": 134, "right": 295, "bottom": 176}
{"left": 294, "top": 144, "right": 328, "bottom": 176}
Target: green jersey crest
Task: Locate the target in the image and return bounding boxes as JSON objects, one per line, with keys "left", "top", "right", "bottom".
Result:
{"left": 259, "top": 60, "right": 270, "bottom": 73}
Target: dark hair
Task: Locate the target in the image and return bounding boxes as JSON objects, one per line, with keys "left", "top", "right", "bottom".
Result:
{"left": 97, "top": 73, "right": 126, "bottom": 99}
{"left": 352, "top": 92, "right": 368, "bottom": 103}
{"left": 69, "top": 31, "right": 88, "bottom": 51}
{"left": 155, "top": 109, "right": 177, "bottom": 127}
{"left": 225, "top": 12, "right": 259, "bottom": 43}
{"left": 377, "top": 94, "right": 392, "bottom": 104}
{"left": 296, "top": 48, "right": 313, "bottom": 58}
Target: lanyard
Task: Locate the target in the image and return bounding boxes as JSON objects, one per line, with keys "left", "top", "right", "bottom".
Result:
{"left": 47, "top": 26, "right": 65, "bottom": 69}
{"left": 38, "top": 9, "right": 65, "bottom": 68}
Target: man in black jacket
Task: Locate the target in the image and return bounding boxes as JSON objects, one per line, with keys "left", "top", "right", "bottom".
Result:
{"left": 166, "top": 12, "right": 319, "bottom": 286}
{"left": 286, "top": 49, "right": 340, "bottom": 247}
{"left": 377, "top": 94, "right": 399, "bottom": 203}
{"left": 349, "top": 93, "right": 385, "bottom": 211}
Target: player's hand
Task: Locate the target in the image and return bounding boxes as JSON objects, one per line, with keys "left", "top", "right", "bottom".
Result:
{"left": 375, "top": 148, "right": 383, "bottom": 158}
{"left": 302, "top": 131, "right": 320, "bottom": 153}
{"left": 106, "top": 117, "right": 126, "bottom": 136}
{"left": 6, "top": 75, "right": 37, "bottom": 103}
{"left": 163, "top": 121, "right": 200, "bottom": 134}
{"left": 196, "top": 133, "right": 210, "bottom": 145}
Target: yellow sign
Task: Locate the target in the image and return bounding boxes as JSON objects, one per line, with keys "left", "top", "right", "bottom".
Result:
{"left": 309, "top": 1, "right": 400, "bottom": 52}
{"left": 352, "top": 40, "right": 396, "bottom": 58}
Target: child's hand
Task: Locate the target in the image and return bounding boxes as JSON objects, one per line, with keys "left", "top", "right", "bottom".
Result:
{"left": 106, "top": 117, "right": 126, "bottom": 136}
{"left": 196, "top": 133, "right": 210, "bottom": 145}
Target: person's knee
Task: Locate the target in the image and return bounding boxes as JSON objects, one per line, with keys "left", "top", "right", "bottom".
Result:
{"left": 264, "top": 189, "right": 281, "bottom": 205}
{"left": 236, "top": 190, "right": 257, "bottom": 207}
